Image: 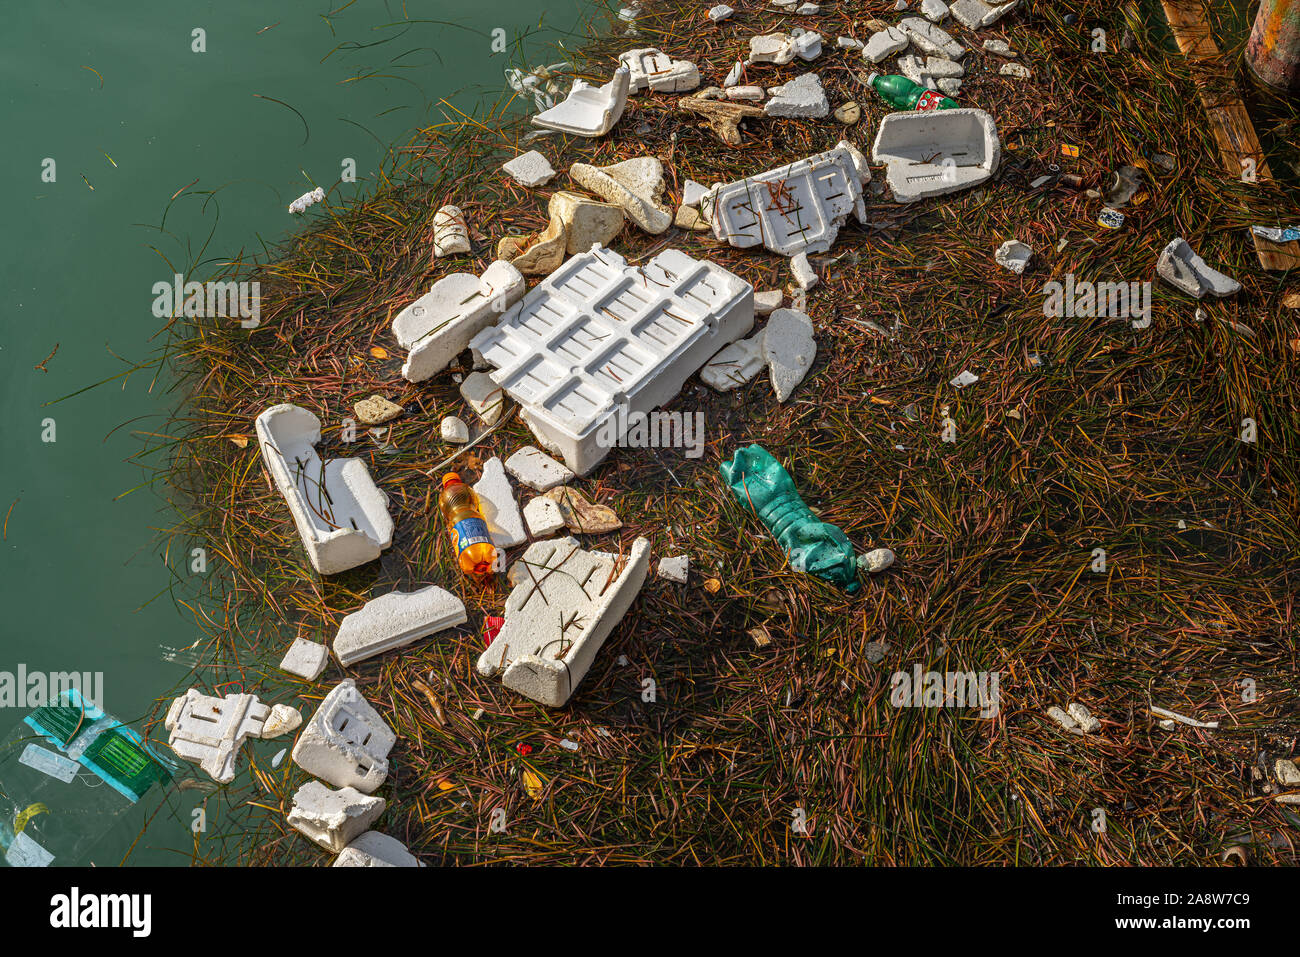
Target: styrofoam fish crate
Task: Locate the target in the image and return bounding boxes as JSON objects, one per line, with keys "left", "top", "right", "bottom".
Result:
{"left": 708, "top": 145, "right": 867, "bottom": 256}
{"left": 469, "top": 245, "right": 753, "bottom": 474}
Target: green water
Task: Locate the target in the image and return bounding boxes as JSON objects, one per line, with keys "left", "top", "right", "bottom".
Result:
{"left": 0, "top": 0, "right": 592, "bottom": 865}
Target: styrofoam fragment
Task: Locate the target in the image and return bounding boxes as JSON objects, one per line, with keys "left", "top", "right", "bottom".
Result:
{"left": 165, "top": 689, "right": 297, "bottom": 784}
{"left": 950, "top": 369, "right": 979, "bottom": 388}
{"left": 262, "top": 704, "right": 302, "bottom": 738}
{"left": 796, "top": 1, "right": 820, "bottom": 12}
{"left": 750, "top": 33, "right": 797, "bottom": 65}
{"left": 983, "top": 38, "right": 1017, "bottom": 56}
{"left": 836, "top": 139, "right": 872, "bottom": 185}
{"left": 791, "top": 252, "right": 818, "bottom": 290}
{"left": 1068, "top": 702, "right": 1101, "bottom": 733}
{"left": 291, "top": 679, "right": 396, "bottom": 793}
{"left": 1275, "top": 759, "right": 1300, "bottom": 786}
{"left": 859, "top": 547, "right": 895, "bottom": 572}
{"left": 995, "top": 240, "right": 1032, "bottom": 274}
{"left": 288, "top": 781, "right": 386, "bottom": 853}
{"left": 837, "top": 36, "right": 864, "bottom": 50}
{"left": 473, "top": 457, "right": 527, "bottom": 548}
{"left": 792, "top": 31, "right": 823, "bottom": 60}
{"left": 951, "top": 0, "right": 1020, "bottom": 29}
{"left": 708, "top": 4, "right": 735, "bottom": 21}
{"left": 470, "top": 245, "right": 754, "bottom": 475}
{"left": 618, "top": 48, "right": 701, "bottom": 93}
{"left": 432, "top": 205, "right": 470, "bottom": 257}
{"left": 505, "top": 446, "right": 576, "bottom": 492}
{"left": 502, "top": 150, "right": 557, "bottom": 187}
{"left": 1156, "top": 238, "right": 1240, "bottom": 299}
{"left": 280, "top": 637, "right": 329, "bottom": 680}
{"left": 763, "top": 308, "right": 816, "bottom": 402}
{"left": 658, "top": 554, "right": 689, "bottom": 582}
{"left": 682, "top": 179, "right": 709, "bottom": 207}
{"left": 724, "top": 61, "right": 744, "bottom": 86}
{"left": 871, "top": 108, "right": 1000, "bottom": 203}
{"left": 863, "top": 27, "right": 910, "bottom": 63}
{"left": 937, "top": 77, "right": 962, "bottom": 96}
{"left": 333, "top": 585, "right": 468, "bottom": 666}
{"left": 333, "top": 831, "right": 421, "bottom": 867}
{"left": 523, "top": 495, "right": 567, "bottom": 537}
{"left": 754, "top": 290, "right": 783, "bottom": 315}
{"left": 1047, "top": 706, "right": 1079, "bottom": 731}
{"left": 763, "top": 72, "right": 830, "bottom": 118}
{"left": 477, "top": 536, "right": 651, "bottom": 706}
{"left": 1000, "top": 62, "right": 1031, "bottom": 78}
{"left": 701, "top": 328, "right": 766, "bottom": 391}
{"left": 289, "top": 187, "right": 326, "bottom": 214}
{"left": 441, "top": 416, "right": 470, "bottom": 443}
{"left": 570, "top": 157, "right": 672, "bottom": 235}
{"left": 726, "top": 85, "right": 765, "bottom": 101}
{"left": 255, "top": 404, "right": 394, "bottom": 575}
{"left": 711, "top": 145, "right": 865, "bottom": 255}
{"left": 898, "top": 17, "right": 966, "bottom": 59}
{"left": 921, "top": 0, "right": 949, "bottom": 21}
{"left": 393, "top": 260, "right": 526, "bottom": 382}
{"left": 460, "top": 371, "right": 507, "bottom": 425}
{"left": 532, "top": 68, "right": 631, "bottom": 136}
{"left": 551, "top": 191, "right": 625, "bottom": 254}
{"left": 924, "top": 55, "right": 965, "bottom": 77}
{"left": 898, "top": 53, "right": 935, "bottom": 87}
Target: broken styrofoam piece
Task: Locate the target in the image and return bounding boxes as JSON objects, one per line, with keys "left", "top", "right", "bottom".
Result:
{"left": 432, "top": 205, "right": 471, "bottom": 257}
{"left": 754, "top": 290, "right": 783, "bottom": 315}
{"left": 658, "top": 554, "right": 689, "bottom": 582}
{"left": 505, "top": 446, "right": 576, "bottom": 492}
{"left": 863, "top": 27, "right": 910, "bottom": 63}
{"left": 551, "top": 191, "right": 625, "bottom": 254}
{"left": 523, "top": 494, "right": 567, "bottom": 537}
{"left": 618, "top": 48, "right": 701, "bottom": 93}
{"left": 393, "top": 260, "right": 527, "bottom": 383}
{"left": 473, "top": 457, "right": 527, "bottom": 548}
{"left": 506, "top": 62, "right": 576, "bottom": 111}
{"left": 1275, "top": 759, "right": 1300, "bottom": 786}
{"left": 1155, "top": 238, "right": 1241, "bottom": 299}
{"left": 498, "top": 216, "right": 567, "bottom": 276}
{"left": 859, "top": 547, "right": 896, "bottom": 572}
{"left": 921, "top": 0, "right": 950, "bottom": 21}
{"left": 502, "top": 150, "right": 557, "bottom": 187}
{"left": 460, "top": 371, "right": 507, "bottom": 425}
{"left": 937, "top": 77, "right": 962, "bottom": 96}
{"left": 898, "top": 54, "right": 938, "bottom": 88}
{"left": 333, "top": 586, "right": 468, "bottom": 666}
{"left": 701, "top": 328, "right": 766, "bottom": 391}
{"left": 727, "top": 85, "right": 765, "bottom": 101}
{"left": 333, "top": 831, "right": 421, "bottom": 867}
{"left": 165, "top": 690, "right": 298, "bottom": 784}
{"left": 995, "top": 239, "right": 1033, "bottom": 274}
{"left": 750, "top": 33, "right": 797, "bottom": 65}
{"left": 532, "top": 67, "right": 631, "bottom": 136}
{"left": 897, "top": 17, "right": 966, "bottom": 59}
{"left": 255, "top": 404, "right": 394, "bottom": 575}
{"left": 871, "top": 108, "right": 1000, "bottom": 203}
{"left": 951, "top": 0, "right": 1019, "bottom": 29}
{"left": 441, "top": 416, "right": 470, "bottom": 444}
{"left": 708, "top": 4, "right": 735, "bottom": 21}
{"left": 983, "top": 38, "right": 1017, "bottom": 56}
{"left": 837, "top": 36, "right": 865, "bottom": 50}
{"left": 291, "top": 679, "right": 396, "bottom": 793}
{"left": 1068, "top": 702, "right": 1101, "bottom": 733}
{"left": 681, "top": 179, "right": 709, "bottom": 208}
{"left": 570, "top": 157, "right": 672, "bottom": 235}
{"left": 1047, "top": 706, "right": 1079, "bottom": 732}
{"left": 836, "top": 139, "right": 872, "bottom": 185}
{"left": 288, "top": 781, "right": 386, "bottom": 854}
{"left": 289, "top": 187, "right": 326, "bottom": 214}
{"left": 1000, "top": 62, "right": 1031, "bottom": 79}
{"left": 711, "top": 145, "right": 866, "bottom": 256}
{"left": 280, "top": 637, "right": 329, "bottom": 681}
{"left": 791, "top": 31, "right": 824, "bottom": 60}
{"left": 470, "top": 245, "right": 754, "bottom": 475}
{"left": 763, "top": 72, "right": 830, "bottom": 118}
{"left": 763, "top": 308, "right": 816, "bottom": 402}
{"left": 477, "top": 536, "right": 651, "bottom": 706}
{"left": 1150, "top": 705, "right": 1219, "bottom": 729}
{"left": 791, "top": 252, "right": 818, "bottom": 290}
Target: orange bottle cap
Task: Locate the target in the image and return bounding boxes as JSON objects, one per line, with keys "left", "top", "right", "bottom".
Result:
{"left": 442, "top": 472, "right": 462, "bottom": 489}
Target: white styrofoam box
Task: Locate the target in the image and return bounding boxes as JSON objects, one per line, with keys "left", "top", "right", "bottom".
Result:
{"left": 280, "top": 637, "right": 329, "bottom": 680}
{"left": 255, "top": 404, "right": 394, "bottom": 575}
{"left": 392, "top": 261, "right": 526, "bottom": 382}
{"left": 333, "top": 831, "right": 422, "bottom": 867}
{"left": 477, "top": 536, "right": 651, "bottom": 706}
{"left": 333, "top": 585, "right": 467, "bottom": 667}
{"left": 709, "top": 146, "right": 867, "bottom": 256}
{"left": 618, "top": 48, "right": 700, "bottom": 92}
{"left": 165, "top": 689, "right": 300, "bottom": 784}
{"left": 291, "top": 679, "right": 396, "bottom": 793}
{"left": 531, "top": 67, "right": 631, "bottom": 136}
{"left": 469, "top": 245, "right": 754, "bottom": 475}
{"left": 871, "top": 108, "right": 1000, "bottom": 203}
{"left": 288, "top": 781, "right": 386, "bottom": 853}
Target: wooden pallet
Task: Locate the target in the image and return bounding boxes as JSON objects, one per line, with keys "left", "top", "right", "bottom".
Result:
{"left": 1161, "top": 0, "right": 1300, "bottom": 271}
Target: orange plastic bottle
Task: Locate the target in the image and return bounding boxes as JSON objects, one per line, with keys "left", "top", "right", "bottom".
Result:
{"left": 439, "top": 473, "right": 497, "bottom": 581}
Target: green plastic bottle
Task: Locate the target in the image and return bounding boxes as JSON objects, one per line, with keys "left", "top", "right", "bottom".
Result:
{"left": 720, "top": 445, "right": 860, "bottom": 593}
{"left": 865, "top": 72, "right": 958, "bottom": 111}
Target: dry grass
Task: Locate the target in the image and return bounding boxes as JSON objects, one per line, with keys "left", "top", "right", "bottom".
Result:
{"left": 137, "top": 0, "right": 1300, "bottom": 865}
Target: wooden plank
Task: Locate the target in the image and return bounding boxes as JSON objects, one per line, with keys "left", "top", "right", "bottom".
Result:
{"left": 1161, "top": 0, "right": 1300, "bottom": 271}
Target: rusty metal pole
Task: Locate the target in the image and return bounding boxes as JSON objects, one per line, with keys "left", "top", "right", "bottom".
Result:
{"left": 1247, "top": 0, "right": 1300, "bottom": 93}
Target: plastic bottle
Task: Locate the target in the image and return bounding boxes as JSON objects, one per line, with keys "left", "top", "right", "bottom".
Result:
{"left": 864, "top": 72, "right": 958, "bottom": 111}
{"left": 439, "top": 473, "right": 497, "bottom": 581}
{"left": 719, "top": 445, "right": 860, "bottom": 593}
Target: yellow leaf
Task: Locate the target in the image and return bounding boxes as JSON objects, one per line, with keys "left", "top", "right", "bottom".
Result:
{"left": 437, "top": 779, "right": 457, "bottom": 791}
{"left": 227, "top": 433, "right": 249, "bottom": 448}
{"left": 369, "top": 346, "right": 390, "bottom": 359}
{"left": 522, "top": 768, "right": 543, "bottom": 800}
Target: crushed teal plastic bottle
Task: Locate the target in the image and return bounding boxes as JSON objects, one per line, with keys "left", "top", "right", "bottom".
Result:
{"left": 720, "top": 444, "right": 860, "bottom": 593}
